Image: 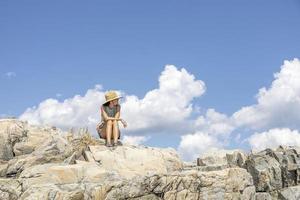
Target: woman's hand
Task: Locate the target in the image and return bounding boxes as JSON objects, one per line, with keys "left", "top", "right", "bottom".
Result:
{"left": 106, "top": 117, "right": 116, "bottom": 121}
{"left": 121, "top": 119, "right": 127, "bottom": 128}
{"left": 105, "top": 117, "right": 127, "bottom": 127}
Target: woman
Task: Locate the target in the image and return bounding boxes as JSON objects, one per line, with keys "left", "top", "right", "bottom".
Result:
{"left": 99, "top": 90, "right": 127, "bottom": 147}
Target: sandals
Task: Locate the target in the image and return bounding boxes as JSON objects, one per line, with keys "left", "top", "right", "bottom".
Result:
{"left": 105, "top": 142, "right": 113, "bottom": 147}
{"left": 105, "top": 140, "right": 122, "bottom": 147}
{"left": 112, "top": 141, "right": 118, "bottom": 146}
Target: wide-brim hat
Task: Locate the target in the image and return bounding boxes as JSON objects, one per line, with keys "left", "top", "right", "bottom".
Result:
{"left": 102, "top": 90, "right": 123, "bottom": 105}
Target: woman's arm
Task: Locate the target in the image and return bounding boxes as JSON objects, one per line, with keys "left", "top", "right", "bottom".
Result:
{"left": 101, "top": 105, "right": 122, "bottom": 121}
{"left": 114, "top": 105, "right": 121, "bottom": 119}
{"left": 101, "top": 106, "right": 112, "bottom": 121}
{"left": 113, "top": 105, "right": 127, "bottom": 127}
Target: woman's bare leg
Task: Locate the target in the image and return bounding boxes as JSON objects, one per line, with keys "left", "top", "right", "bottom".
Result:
{"left": 112, "top": 120, "right": 119, "bottom": 143}
{"left": 106, "top": 120, "right": 113, "bottom": 144}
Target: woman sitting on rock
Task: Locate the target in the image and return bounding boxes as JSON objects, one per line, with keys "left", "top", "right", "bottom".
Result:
{"left": 99, "top": 90, "right": 127, "bottom": 147}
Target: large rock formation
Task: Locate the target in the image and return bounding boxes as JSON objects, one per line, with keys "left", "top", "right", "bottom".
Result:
{"left": 0, "top": 118, "right": 300, "bottom": 199}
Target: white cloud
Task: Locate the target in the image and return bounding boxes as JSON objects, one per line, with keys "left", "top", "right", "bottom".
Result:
{"left": 5, "top": 72, "right": 16, "bottom": 79}
{"left": 248, "top": 128, "right": 300, "bottom": 152}
{"left": 19, "top": 84, "right": 107, "bottom": 134}
{"left": 177, "top": 58, "right": 300, "bottom": 161}
{"left": 19, "top": 59, "right": 300, "bottom": 163}
{"left": 177, "top": 109, "right": 234, "bottom": 161}
{"left": 233, "top": 58, "right": 300, "bottom": 130}
{"left": 194, "top": 108, "right": 235, "bottom": 137}
{"left": 177, "top": 131, "right": 222, "bottom": 162}
{"left": 19, "top": 65, "right": 206, "bottom": 138}
{"left": 121, "top": 65, "right": 206, "bottom": 132}
{"left": 122, "top": 135, "right": 151, "bottom": 146}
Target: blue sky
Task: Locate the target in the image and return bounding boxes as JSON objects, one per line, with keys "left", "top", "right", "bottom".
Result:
{"left": 1, "top": 1, "right": 300, "bottom": 161}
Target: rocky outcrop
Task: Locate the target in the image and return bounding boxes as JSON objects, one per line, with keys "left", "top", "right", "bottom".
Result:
{"left": 1, "top": 119, "right": 300, "bottom": 199}
{"left": 244, "top": 146, "right": 300, "bottom": 199}
{"left": 197, "top": 149, "right": 248, "bottom": 169}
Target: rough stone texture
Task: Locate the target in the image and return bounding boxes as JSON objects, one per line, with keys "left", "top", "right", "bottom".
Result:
{"left": 278, "top": 185, "right": 300, "bottom": 200}
{"left": 0, "top": 178, "right": 22, "bottom": 200}
{"left": 89, "top": 144, "right": 184, "bottom": 179}
{"left": 254, "top": 192, "right": 272, "bottom": 200}
{"left": 1, "top": 119, "right": 300, "bottom": 199}
{"left": 0, "top": 119, "right": 27, "bottom": 161}
{"left": 197, "top": 149, "right": 248, "bottom": 168}
{"left": 245, "top": 146, "right": 300, "bottom": 194}
{"left": 86, "top": 167, "right": 255, "bottom": 200}
{"left": 272, "top": 145, "right": 300, "bottom": 187}
{"left": 245, "top": 148, "right": 282, "bottom": 192}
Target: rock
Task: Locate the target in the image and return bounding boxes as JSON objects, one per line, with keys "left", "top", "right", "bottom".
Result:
{"left": 12, "top": 125, "right": 52, "bottom": 156}
{"left": 63, "top": 151, "right": 77, "bottom": 165}
{"left": 19, "top": 184, "right": 85, "bottom": 200}
{"left": 246, "top": 146, "right": 300, "bottom": 193}
{"left": 255, "top": 192, "right": 272, "bottom": 200}
{"left": 242, "top": 186, "right": 256, "bottom": 200}
{"left": 245, "top": 148, "right": 282, "bottom": 192}
{"left": 197, "top": 149, "right": 247, "bottom": 168}
{"left": 88, "top": 144, "right": 183, "bottom": 179}
{"left": 0, "top": 178, "right": 22, "bottom": 200}
{"left": 5, "top": 148, "right": 72, "bottom": 178}
{"left": 0, "top": 119, "right": 27, "bottom": 161}
{"left": 272, "top": 145, "right": 300, "bottom": 187}
{"left": 278, "top": 185, "right": 300, "bottom": 200}
{"left": 19, "top": 162, "right": 118, "bottom": 191}
{"left": 0, "top": 160, "right": 8, "bottom": 177}
{"left": 5, "top": 119, "right": 300, "bottom": 199}
{"left": 84, "top": 167, "right": 254, "bottom": 200}
{"left": 0, "top": 121, "right": 74, "bottom": 177}
{"left": 83, "top": 150, "right": 96, "bottom": 162}
{"left": 182, "top": 161, "right": 197, "bottom": 168}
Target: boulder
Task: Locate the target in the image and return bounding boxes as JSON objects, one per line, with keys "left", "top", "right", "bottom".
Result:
{"left": 19, "top": 184, "right": 86, "bottom": 200}
{"left": 0, "top": 119, "right": 27, "bottom": 161}
{"left": 254, "top": 192, "right": 272, "bottom": 200}
{"left": 5, "top": 119, "right": 300, "bottom": 199}
{"left": 91, "top": 167, "right": 255, "bottom": 200}
{"left": 278, "top": 185, "right": 300, "bottom": 200}
{"left": 0, "top": 160, "right": 8, "bottom": 177}
{"left": 245, "top": 148, "right": 282, "bottom": 192}
{"left": 246, "top": 146, "right": 300, "bottom": 193}
{"left": 197, "top": 149, "right": 247, "bottom": 168}
{"left": 272, "top": 145, "right": 300, "bottom": 187}
{"left": 88, "top": 144, "right": 184, "bottom": 179}
{"left": 19, "top": 162, "right": 120, "bottom": 191}
{"left": 0, "top": 178, "right": 22, "bottom": 200}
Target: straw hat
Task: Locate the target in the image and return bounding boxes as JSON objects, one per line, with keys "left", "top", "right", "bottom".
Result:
{"left": 102, "top": 90, "right": 123, "bottom": 105}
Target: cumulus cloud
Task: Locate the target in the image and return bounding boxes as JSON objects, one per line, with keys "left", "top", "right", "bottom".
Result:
{"left": 19, "top": 84, "right": 107, "bottom": 133}
{"left": 178, "top": 58, "right": 300, "bottom": 161}
{"left": 122, "top": 135, "right": 151, "bottom": 146}
{"left": 194, "top": 108, "right": 235, "bottom": 137}
{"left": 121, "top": 65, "right": 206, "bottom": 133}
{"left": 177, "top": 131, "right": 223, "bottom": 162}
{"left": 233, "top": 58, "right": 300, "bottom": 130}
{"left": 19, "top": 65, "right": 206, "bottom": 139}
{"left": 176, "top": 108, "right": 235, "bottom": 161}
{"left": 248, "top": 128, "right": 300, "bottom": 152}
{"left": 19, "top": 59, "right": 300, "bottom": 162}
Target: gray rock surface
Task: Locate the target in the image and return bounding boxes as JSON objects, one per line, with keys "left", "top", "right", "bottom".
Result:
{"left": 278, "top": 185, "right": 300, "bottom": 200}
{"left": 1, "top": 119, "right": 300, "bottom": 199}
